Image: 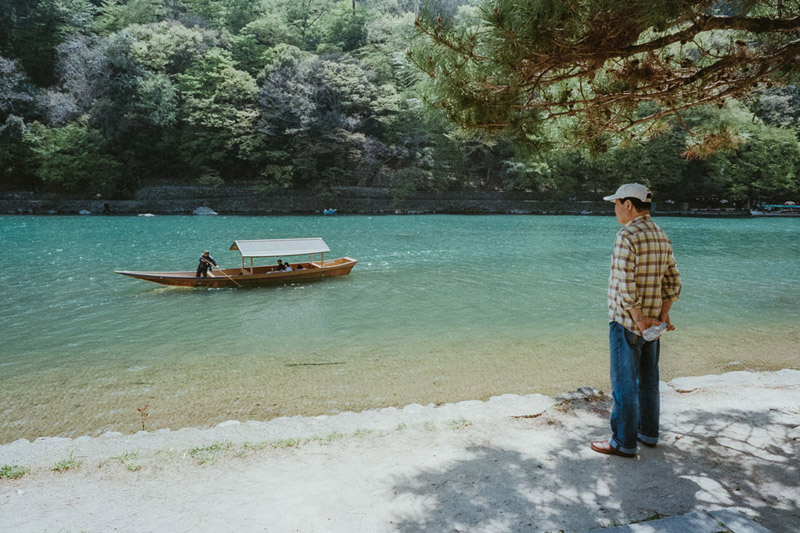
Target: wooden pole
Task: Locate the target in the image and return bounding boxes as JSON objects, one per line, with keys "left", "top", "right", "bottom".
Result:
{"left": 215, "top": 266, "right": 242, "bottom": 287}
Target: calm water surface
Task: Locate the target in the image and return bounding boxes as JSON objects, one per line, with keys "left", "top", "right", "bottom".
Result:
{"left": 1, "top": 215, "right": 799, "bottom": 442}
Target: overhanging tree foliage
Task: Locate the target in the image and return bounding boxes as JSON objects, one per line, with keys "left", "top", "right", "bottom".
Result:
{"left": 410, "top": 0, "right": 800, "bottom": 148}
{"left": 2, "top": 0, "right": 799, "bottom": 202}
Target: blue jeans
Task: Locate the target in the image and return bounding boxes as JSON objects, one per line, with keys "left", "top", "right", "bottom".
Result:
{"left": 608, "top": 321, "right": 660, "bottom": 454}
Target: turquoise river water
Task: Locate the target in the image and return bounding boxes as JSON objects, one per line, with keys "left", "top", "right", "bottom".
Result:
{"left": 1, "top": 215, "right": 799, "bottom": 442}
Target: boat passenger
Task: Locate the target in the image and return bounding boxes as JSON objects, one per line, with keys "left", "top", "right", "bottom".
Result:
{"left": 276, "top": 259, "right": 285, "bottom": 271}
{"left": 196, "top": 250, "right": 217, "bottom": 278}
{"left": 296, "top": 264, "right": 304, "bottom": 270}
{"left": 284, "top": 262, "right": 293, "bottom": 272}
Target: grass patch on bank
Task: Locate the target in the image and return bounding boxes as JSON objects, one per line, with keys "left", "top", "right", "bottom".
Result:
{"left": 325, "top": 430, "right": 345, "bottom": 442}
{"left": 183, "top": 427, "right": 382, "bottom": 465}
{"left": 306, "top": 431, "right": 346, "bottom": 444}
{"left": 233, "top": 439, "right": 302, "bottom": 457}
{"left": 0, "top": 464, "right": 28, "bottom": 479}
{"left": 448, "top": 418, "right": 472, "bottom": 429}
{"left": 53, "top": 451, "right": 81, "bottom": 472}
{"left": 115, "top": 451, "right": 142, "bottom": 472}
{"left": 188, "top": 442, "right": 233, "bottom": 465}
{"left": 269, "top": 438, "right": 302, "bottom": 449}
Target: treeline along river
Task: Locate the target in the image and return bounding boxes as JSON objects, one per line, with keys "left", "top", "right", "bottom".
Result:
{"left": 1, "top": 215, "right": 799, "bottom": 442}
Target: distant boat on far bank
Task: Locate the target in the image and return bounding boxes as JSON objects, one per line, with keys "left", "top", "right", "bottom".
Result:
{"left": 750, "top": 203, "right": 800, "bottom": 217}
{"left": 323, "top": 208, "right": 337, "bottom": 215}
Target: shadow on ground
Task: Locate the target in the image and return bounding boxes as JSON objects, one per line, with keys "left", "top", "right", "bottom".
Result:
{"left": 390, "top": 396, "right": 800, "bottom": 532}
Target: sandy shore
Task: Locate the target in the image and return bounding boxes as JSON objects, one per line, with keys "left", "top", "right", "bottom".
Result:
{"left": 1, "top": 369, "right": 799, "bottom": 532}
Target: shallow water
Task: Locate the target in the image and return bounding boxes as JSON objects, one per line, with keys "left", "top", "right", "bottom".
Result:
{"left": 1, "top": 214, "right": 799, "bottom": 442}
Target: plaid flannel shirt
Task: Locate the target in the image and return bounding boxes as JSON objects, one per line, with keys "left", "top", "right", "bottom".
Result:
{"left": 608, "top": 214, "right": 681, "bottom": 335}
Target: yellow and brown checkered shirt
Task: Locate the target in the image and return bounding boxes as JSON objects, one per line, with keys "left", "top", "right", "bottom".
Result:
{"left": 608, "top": 214, "right": 681, "bottom": 335}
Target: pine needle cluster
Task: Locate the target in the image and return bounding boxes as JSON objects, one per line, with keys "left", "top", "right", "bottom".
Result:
{"left": 410, "top": 0, "right": 800, "bottom": 150}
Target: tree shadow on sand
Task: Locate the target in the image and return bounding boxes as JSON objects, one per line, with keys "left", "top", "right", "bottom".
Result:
{"left": 390, "top": 396, "right": 800, "bottom": 532}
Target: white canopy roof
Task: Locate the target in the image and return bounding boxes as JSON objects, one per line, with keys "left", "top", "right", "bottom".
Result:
{"left": 230, "top": 238, "right": 330, "bottom": 258}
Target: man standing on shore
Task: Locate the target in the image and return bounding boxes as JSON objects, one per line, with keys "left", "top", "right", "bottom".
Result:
{"left": 591, "top": 183, "right": 682, "bottom": 458}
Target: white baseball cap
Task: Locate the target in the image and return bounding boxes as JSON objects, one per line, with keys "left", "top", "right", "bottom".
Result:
{"left": 603, "top": 183, "right": 652, "bottom": 203}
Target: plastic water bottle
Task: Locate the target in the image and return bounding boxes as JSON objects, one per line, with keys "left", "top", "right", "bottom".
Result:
{"left": 642, "top": 323, "right": 667, "bottom": 341}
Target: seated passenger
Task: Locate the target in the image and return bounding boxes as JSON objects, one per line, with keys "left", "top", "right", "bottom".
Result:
{"left": 284, "top": 262, "right": 293, "bottom": 272}
{"left": 276, "top": 259, "right": 285, "bottom": 271}
{"left": 296, "top": 264, "right": 304, "bottom": 270}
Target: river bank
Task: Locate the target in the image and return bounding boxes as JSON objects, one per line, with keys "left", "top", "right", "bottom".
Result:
{"left": 0, "top": 185, "right": 750, "bottom": 216}
{"left": 1, "top": 370, "right": 798, "bottom": 532}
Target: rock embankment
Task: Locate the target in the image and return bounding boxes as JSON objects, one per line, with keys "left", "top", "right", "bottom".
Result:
{"left": 1, "top": 186, "right": 748, "bottom": 216}
{"left": 1, "top": 186, "right": 616, "bottom": 215}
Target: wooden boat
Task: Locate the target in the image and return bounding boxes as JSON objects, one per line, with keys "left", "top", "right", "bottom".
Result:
{"left": 116, "top": 238, "right": 357, "bottom": 288}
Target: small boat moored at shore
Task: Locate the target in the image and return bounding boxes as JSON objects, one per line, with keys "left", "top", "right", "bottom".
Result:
{"left": 750, "top": 203, "right": 800, "bottom": 217}
{"left": 116, "top": 237, "right": 356, "bottom": 287}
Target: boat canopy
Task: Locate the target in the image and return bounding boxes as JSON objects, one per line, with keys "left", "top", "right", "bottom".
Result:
{"left": 230, "top": 238, "right": 331, "bottom": 258}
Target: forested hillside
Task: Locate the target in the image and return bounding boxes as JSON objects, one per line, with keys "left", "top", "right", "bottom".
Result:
{"left": 1, "top": 0, "right": 799, "bottom": 204}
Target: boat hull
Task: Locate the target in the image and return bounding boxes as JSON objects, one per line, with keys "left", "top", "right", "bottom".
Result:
{"left": 116, "top": 258, "right": 357, "bottom": 288}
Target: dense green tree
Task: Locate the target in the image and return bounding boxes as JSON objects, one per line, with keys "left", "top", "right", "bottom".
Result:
{"left": 175, "top": 47, "right": 263, "bottom": 181}
{"left": 180, "top": 0, "right": 261, "bottom": 32}
{"left": 34, "top": 36, "right": 110, "bottom": 127}
{"left": 95, "top": 0, "right": 169, "bottom": 35}
{"left": 0, "top": 56, "right": 35, "bottom": 120}
{"left": 750, "top": 85, "right": 800, "bottom": 132}
{"left": 233, "top": 15, "right": 299, "bottom": 75}
{"left": 24, "top": 119, "right": 122, "bottom": 193}
{"left": 322, "top": 2, "right": 369, "bottom": 52}
{"left": 0, "top": 56, "right": 36, "bottom": 188}
{"left": 119, "top": 21, "right": 225, "bottom": 74}
{"left": 0, "top": 0, "right": 96, "bottom": 86}
{"left": 281, "top": 0, "right": 330, "bottom": 50}
{"left": 258, "top": 48, "right": 402, "bottom": 187}
{"left": 0, "top": 114, "right": 30, "bottom": 188}
{"left": 707, "top": 119, "right": 800, "bottom": 202}
{"left": 89, "top": 22, "right": 230, "bottom": 183}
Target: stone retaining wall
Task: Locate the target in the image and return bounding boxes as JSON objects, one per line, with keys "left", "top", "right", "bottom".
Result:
{"left": 0, "top": 185, "right": 748, "bottom": 216}
{"left": 0, "top": 186, "right": 617, "bottom": 216}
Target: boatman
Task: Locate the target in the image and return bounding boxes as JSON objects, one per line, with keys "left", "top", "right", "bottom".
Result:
{"left": 591, "top": 183, "right": 681, "bottom": 458}
{"left": 196, "top": 250, "right": 218, "bottom": 278}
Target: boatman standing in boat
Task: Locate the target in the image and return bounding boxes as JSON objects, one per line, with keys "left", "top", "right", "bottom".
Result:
{"left": 591, "top": 183, "right": 681, "bottom": 458}
{"left": 196, "top": 250, "right": 218, "bottom": 278}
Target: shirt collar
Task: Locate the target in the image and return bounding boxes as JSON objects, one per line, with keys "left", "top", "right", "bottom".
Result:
{"left": 625, "top": 213, "right": 651, "bottom": 226}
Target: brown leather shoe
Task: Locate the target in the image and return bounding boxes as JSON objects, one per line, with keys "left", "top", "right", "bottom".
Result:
{"left": 591, "top": 440, "right": 636, "bottom": 458}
